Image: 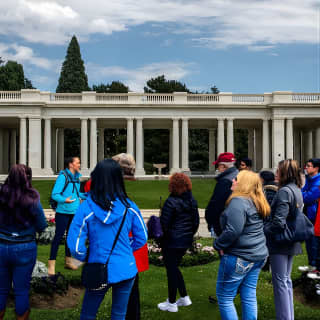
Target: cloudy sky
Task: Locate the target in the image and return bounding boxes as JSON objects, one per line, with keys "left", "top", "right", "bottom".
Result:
{"left": 0, "top": 0, "right": 319, "bottom": 93}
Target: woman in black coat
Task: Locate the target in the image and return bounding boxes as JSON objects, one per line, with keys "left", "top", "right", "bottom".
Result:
{"left": 158, "top": 173, "right": 200, "bottom": 313}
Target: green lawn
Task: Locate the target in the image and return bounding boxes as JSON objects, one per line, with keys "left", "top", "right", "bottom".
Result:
{"left": 3, "top": 243, "right": 320, "bottom": 320}
{"left": 33, "top": 179, "right": 216, "bottom": 209}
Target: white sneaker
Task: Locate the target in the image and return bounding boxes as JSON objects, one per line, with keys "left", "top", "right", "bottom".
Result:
{"left": 158, "top": 299, "right": 178, "bottom": 312}
{"left": 176, "top": 296, "right": 192, "bottom": 307}
{"left": 298, "top": 265, "right": 316, "bottom": 272}
{"left": 307, "top": 270, "right": 320, "bottom": 280}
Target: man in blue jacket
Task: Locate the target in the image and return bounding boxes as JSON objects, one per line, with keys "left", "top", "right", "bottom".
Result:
{"left": 48, "top": 157, "right": 87, "bottom": 275}
{"left": 299, "top": 158, "right": 320, "bottom": 272}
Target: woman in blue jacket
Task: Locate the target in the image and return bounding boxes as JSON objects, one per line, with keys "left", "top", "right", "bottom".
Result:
{"left": 0, "top": 165, "right": 47, "bottom": 320}
{"left": 67, "top": 159, "right": 148, "bottom": 320}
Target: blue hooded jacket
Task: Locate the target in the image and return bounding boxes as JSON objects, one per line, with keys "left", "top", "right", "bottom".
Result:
{"left": 67, "top": 195, "right": 148, "bottom": 284}
{"left": 302, "top": 173, "right": 320, "bottom": 222}
{"left": 51, "top": 169, "right": 87, "bottom": 214}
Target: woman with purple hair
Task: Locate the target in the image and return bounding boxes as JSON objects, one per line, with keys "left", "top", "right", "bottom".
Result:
{"left": 0, "top": 164, "right": 47, "bottom": 320}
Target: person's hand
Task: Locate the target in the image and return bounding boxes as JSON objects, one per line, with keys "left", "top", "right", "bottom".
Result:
{"left": 65, "top": 196, "right": 76, "bottom": 203}
{"left": 219, "top": 250, "right": 224, "bottom": 256}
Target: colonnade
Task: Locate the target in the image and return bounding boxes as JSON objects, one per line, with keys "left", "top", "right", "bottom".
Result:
{"left": 0, "top": 116, "right": 320, "bottom": 175}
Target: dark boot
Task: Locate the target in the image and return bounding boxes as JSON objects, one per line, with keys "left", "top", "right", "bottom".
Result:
{"left": 0, "top": 310, "right": 5, "bottom": 320}
{"left": 16, "top": 309, "right": 30, "bottom": 320}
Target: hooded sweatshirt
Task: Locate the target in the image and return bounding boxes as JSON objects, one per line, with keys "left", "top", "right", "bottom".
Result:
{"left": 67, "top": 195, "right": 148, "bottom": 284}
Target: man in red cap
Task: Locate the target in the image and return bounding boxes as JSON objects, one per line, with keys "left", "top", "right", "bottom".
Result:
{"left": 205, "top": 152, "right": 239, "bottom": 237}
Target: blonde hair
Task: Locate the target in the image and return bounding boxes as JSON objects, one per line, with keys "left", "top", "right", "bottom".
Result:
{"left": 226, "top": 170, "right": 270, "bottom": 219}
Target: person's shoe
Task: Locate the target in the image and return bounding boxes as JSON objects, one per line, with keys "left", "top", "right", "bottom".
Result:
{"left": 307, "top": 270, "right": 320, "bottom": 280}
{"left": 0, "top": 309, "right": 5, "bottom": 320}
{"left": 176, "top": 296, "right": 192, "bottom": 307}
{"left": 298, "top": 265, "right": 316, "bottom": 272}
{"left": 158, "top": 299, "right": 178, "bottom": 312}
{"left": 65, "top": 257, "right": 78, "bottom": 270}
{"left": 16, "top": 309, "right": 30, "bottom": 320}
{"left": 47, "top": 260, "right": 56, "bottom": 276}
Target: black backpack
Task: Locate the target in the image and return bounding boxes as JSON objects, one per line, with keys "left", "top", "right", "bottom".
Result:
{"left": 49, "top": 171, "right": 70, "bottom": 210}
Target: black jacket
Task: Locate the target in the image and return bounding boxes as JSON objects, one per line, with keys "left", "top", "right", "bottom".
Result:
{"left": 264, "top": 183, "right": 303, "bottom": 256}
{"left": 205, "top": 166, "right": 239, "bottom": 236}
{"left": 263, "top": 182, "right": 278, "bottom": 206}
{"left": 160, "top": 191, "right": 200, "bottom": 249}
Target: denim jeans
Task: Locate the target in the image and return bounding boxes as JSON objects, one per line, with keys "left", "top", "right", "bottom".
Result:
{"left": 305, "top": 235, "right": 319, "bottom": 266}
{"left": 81, "top": 277, "right": 135, "bottom": 320}
{"left": 0, "top": 241, "right": 37, "bottom": 315}
{"left": 216, "top": 254, "right": 265, "bottom": 320}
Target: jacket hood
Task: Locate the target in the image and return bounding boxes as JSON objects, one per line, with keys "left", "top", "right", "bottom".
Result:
{"left": 216, "top": 166, "right": 238, "bottom": 181}
{"left": 172, "top": 191, "right": 196, "bottom": 212}
{"left": 86, "top": 195, "right": 127, "bottom": 225}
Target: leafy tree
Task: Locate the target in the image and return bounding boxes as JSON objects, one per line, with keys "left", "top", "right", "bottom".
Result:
{"left": 144, "top": 75, "right": 190, "bottom": 93}
{"left": 0, "top": 60, "right": 35, "bottom": 90}
{"left": 92, "top": 81, "right": 129, "bottom": 93}
{"left": 210, "top": 85, "right": 220, "bottom": 94}
{"left": 56, "top": 35, "right": 90, "bottom": 93}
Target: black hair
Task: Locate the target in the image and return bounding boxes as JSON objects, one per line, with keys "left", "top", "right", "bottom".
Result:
{"left": 90, "top": 159, "right": 129, "bottom": 211}
{"left": 259, "top": 170, "right": 275, "bottom": 183}
{"left": 307, "top": 158, "right": 320, "bottom": 170}
{"left": 241, "top": 157, "right": 252, "bottom": 167}
{"left": 64, "top": 157, "right": 79, "bottom": 169}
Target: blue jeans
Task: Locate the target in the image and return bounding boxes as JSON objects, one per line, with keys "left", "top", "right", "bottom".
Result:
{"left": 305, "top": 235, "right": 318, "bottom": 266}
{"left": 81, "top": 277, "right": 135, "bottom": 320}
{"left": 216, "top": 254, "right": 265, "bottom": 320}
{"left": 0, "top": 241, "right": 37, "bottom": 315}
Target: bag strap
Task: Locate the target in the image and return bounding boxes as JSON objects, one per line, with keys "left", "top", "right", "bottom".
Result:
{"left": 105, "top": 207, "right": 129, "bottom": 266}
{"left": 60, "top": 170, "right": 70, "bottom": 195}
{"left": 284, "top": 185, "right": 302, "bottom": 218}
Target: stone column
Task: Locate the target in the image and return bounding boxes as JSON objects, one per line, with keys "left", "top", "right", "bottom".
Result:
{"left": 90, "top": 118, "right": 97, "bottom": 170}
{"left": 44, "top": 118, "right": 53, "bottom": 174}
{"left": 272, "top": 118, "right": 285, "bottom": 168}
{"left": 19, "top": 118, "right": 27, "bottom": 165}
{"left": 3, "top": 130, "right": 9, "bottom": 173}
{"left": 294, "top": 130, "right": 301, "bottom": 165}
{"left": 98, "top": 128, "right": 105, "bottom": 161}
{"left": 10, "top": 129, "right": 17, "bottom": 167}
{"left": 170, "top": 118, "right": 180, "bottom": 173}
{"left": 255, "top": 128, "right": 262, "bottom": 170}
{"left": 227, "top": 118, "right": 234, "bottom": 153}
{"left": 248, "top": 129, "right": 254, "bottom": 161}
{"left": 0, "top": 129, "right": 3, "bottom": 173}
{"left": 135, "top": 117, "right": 145, "bottom": 175}
{"left": 315, "top": 128, "right": 320, "bottom": 158}
{"left": 169, "top": 128, "right": 173, "bottom": 170}
{"left": 126, "top": 118, "right": 134, "bottom": 156}
{"left": 28, "top": 118, "right": 43, "bottom": 174}
{"left": 217, "top": 118, "right": 225, "bottom": 155}
{"left": 51, "top": 127, "right": 57, "bottom": 173}
{"left": 286, "top": 118, "right": 294, "bottom": 159}
{"left": 81, "top": 118, "right": 89, "bottom": 172}
{"left": 262, "top": 119, "right": 270, "bottom": 169}
{"left": 181, "top": 118, "right": 190, "bottom": 172}
{"left": 209, "top": 129, "right": 216, "bottom": 172}
{"left": 305, "top": 130, "right": 313, "bottom": 161}
{"left": 57, "top": 128, "right": 64, "bottom": 171}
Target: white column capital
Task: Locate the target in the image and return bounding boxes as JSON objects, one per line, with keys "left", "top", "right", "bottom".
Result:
{"left": 90, "top": 117, "right": 98, "bottom": 121}
{"left": 80, "top": 117, "right": 89, "bottom": 121}
{"left": 126, "top": 117, "right": 134, "bottom": 121}
{"left": 42, "top": 116, "right": 52, "bottom": 120}
{"left": 181, "top": 117, "right": 189, "bottom": 121}
{"left": 171, "top": 117, "right": 180, "bottom": 121}
{"left": 135, "top": 117, "right": 144, "bottom": 121}
{"left": 227, "top": 117, "right": 235, "bottom": 121}
{"left": 217, "top": 117, "right": 225, "bottom": 121}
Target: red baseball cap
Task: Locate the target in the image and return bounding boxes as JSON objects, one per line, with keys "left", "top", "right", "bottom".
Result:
{"left": 213, "top": 152, "right": 236, "bottom": 165}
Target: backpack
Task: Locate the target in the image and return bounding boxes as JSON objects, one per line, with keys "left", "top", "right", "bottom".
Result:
{"left": 49, "top": 171, "right": 69, "bottom": 210}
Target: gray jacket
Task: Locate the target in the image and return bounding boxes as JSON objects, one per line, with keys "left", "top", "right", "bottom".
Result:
{"left": 214, "top": 197, "right": 268, "bottom": 262}
{"left": 264, "top": 183, "right": 303, "bottom": 256}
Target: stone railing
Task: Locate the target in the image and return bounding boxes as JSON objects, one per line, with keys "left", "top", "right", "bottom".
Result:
{"left": 0, "top": 90, "right": 319, "bottom": 105}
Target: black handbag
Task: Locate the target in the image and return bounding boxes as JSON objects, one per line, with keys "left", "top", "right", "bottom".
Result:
{"left": 81, "top": 207, "right": 128, "bottom": 290}
{"left": 273, "top": 186, "right": 314, "bottom": 244}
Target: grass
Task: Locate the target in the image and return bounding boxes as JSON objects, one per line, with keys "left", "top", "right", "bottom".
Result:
{"left": 33, "top": 179, "right": 216, "bottom": 209}
{"left": 3, "top": 242, "right": 320, "bottom": 320}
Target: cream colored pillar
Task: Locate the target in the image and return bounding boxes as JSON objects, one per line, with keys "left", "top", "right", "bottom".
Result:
{"left": 57, "top": 128, "right": 64, "bottom": 171}
{"left": 98, "top": 128, "right": 105, "bottom": 161}
{"left": 126, "top": 118, "right": 134, "bottom": 157}
{"left": 44, "top": 118, "right": 53, "bottom": 174}
{"left": 227, "top": 118, "right": 234, "bottom": 153}
{"left": 209, "top": 128, "right": 216, "bottom": 172}
{"left": 135, "top": 117, "right": 145, "bottom": 175}
{"left": 217, "top": 118, "right": 225, "bottom": 155}
{"left": 170, "top": 118, "right": 180, "bottom": 173}
{"left": 3, "top": 130, "right": 9, "bottom": 173}
{"left": 262, "top": 119, "right": 270, "bottom": 169}
{"left": 286, "top": 118, "right": 294, "bottom": 159}
{"left": 272, "top": 118, "right": 285, "bottom": 168}
{"left": 19, "top": 118, "right": 27, "bottom": 165}
{"left": 81, "top": 118, "right": 88, "bottom": 171}
{"left": 51, "top": 127, "right": 57, "bottom": 173}
{"left": 28, "top": 118, "right": 43, "bottom": 175}
{"left": 10, "top": 129, "right": 17, "bottom": 167}
{"left": 294, "top": 130, "right": 301, "bottom": 165}
{"left": 255, "top": 128, "right": 262, "bottom": 170}
{"left": 181, "top": 118, "right": 189, "bottom": 172}
{"left": 305, "top": 130, "right": 313, "bottom": 161}
{"left": 90, "top": 118, "right": 97, "bottom": 170}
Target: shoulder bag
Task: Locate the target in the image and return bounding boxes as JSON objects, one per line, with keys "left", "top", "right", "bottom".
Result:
{"left": 81, "top": 207, "right": 128, "bottom": 290}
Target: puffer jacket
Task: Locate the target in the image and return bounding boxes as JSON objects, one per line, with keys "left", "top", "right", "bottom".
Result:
{"left": 160, "top": 191, "right": 199, "bottom": 249}
{"left": 67, "top": 195, "right": 148, "bottom": 284}
{"left": 263, "top": 183, "right": 278, "bottom": 206}
{"left": 302, "top": 173, "right": 320, "bottom": 222}
{"left": 214, "top": 197, "right": 268, "bottom": 262}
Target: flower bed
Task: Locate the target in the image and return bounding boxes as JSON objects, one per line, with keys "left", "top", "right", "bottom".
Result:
{"left": 148, "top": 241, "right": 217, "bottom": 267}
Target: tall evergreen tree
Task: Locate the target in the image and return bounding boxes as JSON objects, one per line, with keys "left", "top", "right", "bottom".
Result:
{"left": 92, "top": 81, "right": 129, "bottom": 93}
{"left": 56, "top": 35, "right": 90, "bottom": 93}
{"left": 144, "top": 75, "right": 189, "bottom": 93}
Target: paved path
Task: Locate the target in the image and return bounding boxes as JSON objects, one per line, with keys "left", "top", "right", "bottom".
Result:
{"left": 44, "top": 208, "right": 211, "bottom": 238}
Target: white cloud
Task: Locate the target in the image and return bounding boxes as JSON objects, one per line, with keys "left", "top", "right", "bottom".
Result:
{"left": 0, "top": 0, "right": 318, "bottom": 48}
{"left": 87, "top": 61, "right": 194, "bottom": 92}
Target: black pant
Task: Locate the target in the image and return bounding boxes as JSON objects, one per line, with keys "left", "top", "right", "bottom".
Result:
{"left": 126, "top": 274, "right": 140, "bottom": 320}
{"left": 49, "top": 213, "right": 74, "bottom": 260}
{"left": 163, "top": 248, "right": 187, "bottom": 303}
{"left": 316, "top": 236, "right": 320, "bottom": 271}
